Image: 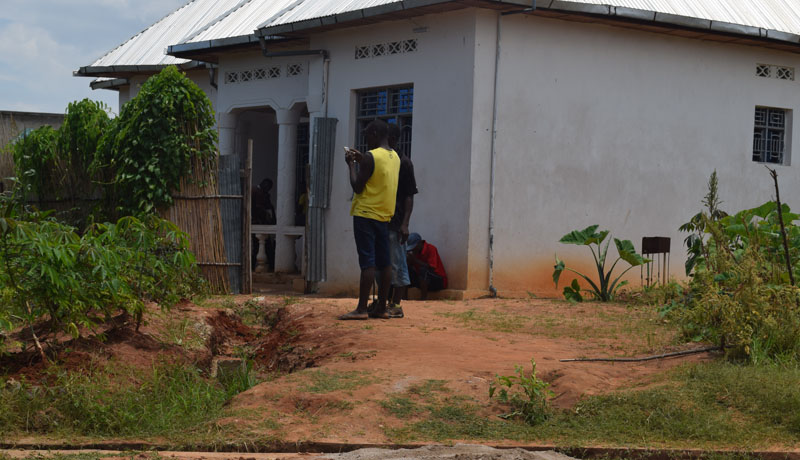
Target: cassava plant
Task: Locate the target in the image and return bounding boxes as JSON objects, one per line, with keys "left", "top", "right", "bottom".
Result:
{"left": 0, "top": 195, "right": 201, "bottom": 360}
{"left": 553, "top": 225, "right": 648, "bottom": 301}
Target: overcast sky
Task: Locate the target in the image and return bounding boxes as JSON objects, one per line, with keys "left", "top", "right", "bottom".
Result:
{"left": 0, "top": 0, "right": 187, "bottom": 115}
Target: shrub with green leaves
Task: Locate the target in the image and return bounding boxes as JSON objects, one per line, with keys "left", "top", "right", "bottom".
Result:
{"left": 489, "top": 359, "right": 553, "bottom": 425}
{"left": 0, "top": 198, "right": 202, "bottom": 356}
{"left": 95, "top": 66, "right": 217, "bottom": 218}
{"left": 11, "top": 125, "right": 59, "bottom": 201}
{"left": 553, "top": 225, "right": 648, "bottom": 302}
{"left": 680, "top": 205, "right": 800, "bottom": 360}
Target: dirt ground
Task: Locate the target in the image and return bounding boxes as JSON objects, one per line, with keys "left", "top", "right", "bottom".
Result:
{"left": 218, "top": 296, "right": 711, "bottom": 444}
{"left": 1, "top": 294, "right": 713, "bottom": 446}
{"left": 0, "top": 446, "right": 577, "bottom": 460}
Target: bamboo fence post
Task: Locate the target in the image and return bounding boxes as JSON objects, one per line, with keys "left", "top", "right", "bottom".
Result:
{"left": 242, "top": 139, "right": 253, "bottom": 294}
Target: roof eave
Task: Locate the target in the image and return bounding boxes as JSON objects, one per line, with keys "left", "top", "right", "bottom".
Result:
{"left": 252, "top": 0, "right": 800, "bottom": 49}
{"left": 74, "top": 61, "right": 207, "bottom": 78}
{"left": 168, "top": 34, "right": 262, "bottom": 58}
{"left": 90, "top": 78, "right": 130, "bottom": 91}
{"left": 540, "top": 1, "right": 800, "bottom": 46}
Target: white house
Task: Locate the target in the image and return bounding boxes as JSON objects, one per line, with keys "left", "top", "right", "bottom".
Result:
{"left": 77, "top": 0, "right": 800, "bottom": 298}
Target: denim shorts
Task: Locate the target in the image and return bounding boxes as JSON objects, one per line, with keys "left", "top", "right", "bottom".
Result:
{"left": 353, "top": 216, "right": 390, "bottom": 270}
{"left": 388, "top": 230, "right": 411, "bottom": 287}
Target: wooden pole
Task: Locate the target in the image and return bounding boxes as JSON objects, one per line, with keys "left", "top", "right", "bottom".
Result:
{"left": 766, "top": 166, "right": 794, "bottom": 286}
{"left": 241, "top": 139, "right": 253, "bottom": 294}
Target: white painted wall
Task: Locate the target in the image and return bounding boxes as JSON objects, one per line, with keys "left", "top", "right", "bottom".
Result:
{"left": 112, "top": 8, "right": 800, "bottom": 299}
{"left": 216, "top": 53, "right": 309, "bottom": 114}
{"left": 309, "top": 9, "right": 482, "bottom": 294}
{"left": 485, "top": 14, "right": 800, "bottom": 296}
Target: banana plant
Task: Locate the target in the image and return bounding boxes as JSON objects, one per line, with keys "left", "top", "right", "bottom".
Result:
{"left": 553, "top": 225, "right": 649, "bottom": 302}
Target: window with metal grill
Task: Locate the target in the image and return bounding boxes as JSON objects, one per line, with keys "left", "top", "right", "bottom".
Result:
{"left": 355, "top": 85, "right": 414, "bottom": 157}
{"left": 753, "top": 107, "right": 790, "bottom": 165}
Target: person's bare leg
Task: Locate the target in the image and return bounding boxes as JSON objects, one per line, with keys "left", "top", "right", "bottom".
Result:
{"left": 359, "top": 267, "right": 376, "bottom": 310}
{"left": 339, "top": 267, "right": 375, "bottom": 320}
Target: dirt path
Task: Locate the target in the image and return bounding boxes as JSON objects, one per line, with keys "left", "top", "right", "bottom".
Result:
{"left": 226, "top": 296, "right": 712, "bottom": 445}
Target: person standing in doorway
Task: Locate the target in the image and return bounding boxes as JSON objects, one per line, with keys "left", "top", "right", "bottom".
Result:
{"left": 384, "top": 123, "right": 417, "bottom": 318}
{"left": 339, "top": 120, "right": 400, "bottom": 320}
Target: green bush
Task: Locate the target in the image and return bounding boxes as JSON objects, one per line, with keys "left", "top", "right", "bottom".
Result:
{"left": 96, "top": 66, "right": 217, "bottom": 218}
{"left": 11, "top": 125, "right": 59, "bottom": 201}
{"left": 0, "top": 199, "right": 202, "bottom": 354}
{"left": 678, "top": 173, "right": 800, "bottom": 361}
{"left": 11, "top": 100, "right": 110, "bottom": 227}
{"left": 681, "top": 216, "right": 800, "bottom": 360}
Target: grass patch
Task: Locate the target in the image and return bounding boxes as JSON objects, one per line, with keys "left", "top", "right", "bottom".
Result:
{"left": 381, "top": 396, "right": 422, "bottom": 418}
{"left": 157, "top": 315, "right": 208, "bottom": 350}
{"left": 437, "top": 309, "right": 525, "bottom": 334}
{"left": 408, "top": 379, "right": 450, "bottom": 399}
{"left": 385, "top": 361, "right": 800, "bottom": 448}
{"left": 300, "top": 370, "right": 375, "bottom": 394}
{"left": 0, "top": 360, "right": 258, "bottom": 438}
{"left": 437, "top": 303, "right": 676, "bottom": 354}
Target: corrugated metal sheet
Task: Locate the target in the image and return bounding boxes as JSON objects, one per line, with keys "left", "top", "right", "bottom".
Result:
{"left": 259, "top": 0, "right": 402, "bottom": 30}
{"left": 90, "top": 0, "right": 800, "bottom": 69}
{"left": 255, "top": 0, "right": 800, "bottom": 35}
{"left": 306, "top": 117, "right": 338, "bottom": 283}
{"left": 89, "top": 0, "right": 239, "bottom": 67}
{"left": 219, "top": 154, "right": 243, "bottom": 294}
{"left": 183, "top": 0, "right": 298, "bottom": 44}
{"left": 564, "top": 0, "right": 800, "bottom": 36}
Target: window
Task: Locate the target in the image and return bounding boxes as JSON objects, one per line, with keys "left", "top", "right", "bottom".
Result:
{"left": 355, "top": 85, "right": 414, "bottom": 157}
{"left": 753, "top": 107, "right": 790, "bottom": 164}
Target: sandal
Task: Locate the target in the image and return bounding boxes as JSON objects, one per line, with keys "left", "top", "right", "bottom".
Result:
{"left": 338, "top": 309, "right": 369, "bottom": 320}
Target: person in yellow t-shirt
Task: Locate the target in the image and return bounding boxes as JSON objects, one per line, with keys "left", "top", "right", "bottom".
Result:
{"left": 339, "top": 120, "right": 400, "bottom": 320}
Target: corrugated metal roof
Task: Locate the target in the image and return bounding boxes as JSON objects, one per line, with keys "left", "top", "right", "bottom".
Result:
{"left": 565, "top": 0, "right": 800, "bottom": 36}
{"left": 88, "top": 0, "right": 240, "bottom": 68}
{"left": 182, "top": 0, "right": 297, "bottom": 44}
{"left": 87, "top": 0, "right": 800, "bottom": 71}
{"left": 259, "top": 0, "right": 402, "bottom": 30}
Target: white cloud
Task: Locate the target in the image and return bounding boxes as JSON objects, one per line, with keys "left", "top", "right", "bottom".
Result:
{"left": 49, "top": 0, "right": 187, "bottom": 22}
{"left": 0, "top": 1, "right": 186, "bottom": 113}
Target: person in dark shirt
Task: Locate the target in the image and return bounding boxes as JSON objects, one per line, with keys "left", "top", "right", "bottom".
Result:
{"left": 251, "top": 178, "right": 276, "bottom": 225}
{"left": 385, "top": 123, "right": 417, "bottom": 318}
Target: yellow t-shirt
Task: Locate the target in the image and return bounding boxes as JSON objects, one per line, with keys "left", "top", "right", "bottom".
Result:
{"left": 350, "top": 147, "right": 400, "bottom": 222}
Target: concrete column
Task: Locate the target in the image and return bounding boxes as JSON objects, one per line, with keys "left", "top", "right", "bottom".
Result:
{"left": 274, "top": 108, "right": 301, "bottom": 272}
{"left": 218, "top": 112, "right": 237, "bottom": 156}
